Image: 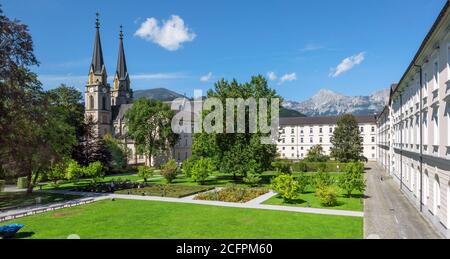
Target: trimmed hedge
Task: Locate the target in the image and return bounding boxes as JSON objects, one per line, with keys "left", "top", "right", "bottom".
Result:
{"left": 17, "top": 176, "right": 29, "bottom": 189}
{"left": 0, "top": 180, "right": 5, "bottom": 192}
{"left": 292, "top": 162, "right": 348, "bottom": 173}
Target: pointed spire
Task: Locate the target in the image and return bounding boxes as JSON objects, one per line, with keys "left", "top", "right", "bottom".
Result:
{"left": 116, "top": 25, "right": 128, "bottom": 81}
{"left": 91, "top": 12, "right": 105, "bottom": 75}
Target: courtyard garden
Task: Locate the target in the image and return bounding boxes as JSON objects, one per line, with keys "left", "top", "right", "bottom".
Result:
{"left": 2, "top": 199, "right": 363, "bottom": 239}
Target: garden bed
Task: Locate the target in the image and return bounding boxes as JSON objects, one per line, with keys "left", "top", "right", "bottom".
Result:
{"left": 114, "top": 184, "right": 214, "bottom": 198}
{"left": 194, "top": 187, "right": 269, "bottom": 203}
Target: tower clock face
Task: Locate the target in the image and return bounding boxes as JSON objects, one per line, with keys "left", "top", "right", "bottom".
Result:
{"left": 89, "top": 87, "right": 94, "bottom": 93}
{"left": 102, "top": 87, "right": 107, "bottom": 93}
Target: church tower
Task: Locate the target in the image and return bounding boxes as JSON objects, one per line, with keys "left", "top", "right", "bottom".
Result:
{"left": 111, "top": 26, "right": 133, "bottom": 107}
{"left": 85, "top": 13, "right": 112, "bottom": 137}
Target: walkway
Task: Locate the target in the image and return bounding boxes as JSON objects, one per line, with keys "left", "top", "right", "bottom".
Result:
{"left": 364, "top": 162, "right": 442, "bottom": 239}
{"left": 4, "top": 189, "right": 363, "bottom": 218}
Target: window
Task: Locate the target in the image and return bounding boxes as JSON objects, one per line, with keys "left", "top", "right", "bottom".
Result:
{"left": 371, "top": 126, "right": 375, "bottom": 132}
{"left": 291, "top": 147, "right": 295, "bottom": 150}
{"left": 372, "top": 137, "right": 375, "bottom": 143}
{"left": 432, "top": 109, "right": 439, "bottom": 146}
{"left": 300, "top": 128, "right": 304, "bottom": 134}
{"left": 360, "top": 127, "right": 364, "bottom": 133}
{"left": 433, "top": 61, "right": 438, "bottom": 90}
{"left": 310, "top": 128, "right": 313, "bottom": 134}
{"left": 89, "top": 95, "right": 94, "bottom": 109}
{"left": 319, "top": 137, "right": 322, "bottom": 143}
{"left": 102, "top": 96, "right": 106, "bottom": 110}
{"left": 310, "top": 137, "right": 313, "bottom": 143}
{"left": 291, "top": 129, "right": 295, "bottom": 134}
{"left": 291, "top": 138, "right": 295, "bottom": 143}
{"left": 282, "top": 147, "right": 285, "bottom": 150}
{"left": 300, "top": 147, "right": 304, "bottom": 150}
{"left": 319, "top": 128, "right": 323, "bottom": 133}
{"left": 329, "top": 127, "right": 333, "bottom": 133}
{"left": 282, "top": 138, "right": 285, "bottom": 144}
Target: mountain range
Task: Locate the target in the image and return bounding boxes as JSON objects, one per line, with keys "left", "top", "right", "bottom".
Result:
{"left": 134, "top": 87, "right": 390, "bottom": 117}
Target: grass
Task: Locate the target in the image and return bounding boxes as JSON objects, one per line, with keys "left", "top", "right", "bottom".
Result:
{"left": 3, "top": 199, "right": 363, "bottom": 239}
{"left": 262, "top": 186, "right": 364, "bottom": 212}
{"left": 0, "top": 192, "right": 82, "bottom": 211}
{"left": 114, "top": 184, "right": 213, "bottom": 198}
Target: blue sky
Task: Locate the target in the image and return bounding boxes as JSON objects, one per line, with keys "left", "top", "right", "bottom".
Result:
{"left": 1, "top": 0, "right": 447, "bottom": 101}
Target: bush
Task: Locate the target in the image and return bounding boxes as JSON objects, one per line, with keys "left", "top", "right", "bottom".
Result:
{"left": 296, "top": 162, "right": 307, "bottom": 173}
{"left": 190, "top": 157, "right": 214, "bottom": 185}
{"left": 83, "top": 161, "right": 105, "bottom": 183}
{"left": 271, "top": 161, "right": 291, "bottom": 174}
{"left": 316, "top": 186, "right": 338, "bottom": 207}
{"left": 0, "top": 180, "right": 5, "bottom": 192}
{"left": 270, "top": 174, "right": 299, "bottom": 202}
{"left": 45, "top": 163, "right": 67, "bottom": 184}
{"left": 182, "top": 157, "right": 196, "bottom": 178}
{"left": 292, "top": 162, "right": 348, "bottom": 173}
{"left": 317, "top": 163, "right": 327, "bottom": 173}
{"left": 161, "top": 159, "right": 178, "bottom": 183}
{"left": 338, "top": 162, "right": 366, "bottom": 197}
{"left": 137, "top": 166, "right": 154, "bottom": 182}
{"left": 65, "top": 160, "right": 83, "bottom": 182}
{"left": 296, "top": 173, "right": 310, "bottom": 193}
{"left": 312, "top": 171, "right": 334, "bottom": 189}
{"left": 17, "top": 176, "right": 28, "bottom": 189}
{"left": 243, "top": 173, "right": 262, "bottom": 187}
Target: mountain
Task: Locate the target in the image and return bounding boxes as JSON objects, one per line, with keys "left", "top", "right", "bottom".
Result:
{"left": 283, "top": 88, "right": 390, "bottom": 117}
{"left": 134, "top": 88, "right": 187, "bottom": 102}
{"left": 280, "top": 107, "right": 306, "bottom": 118}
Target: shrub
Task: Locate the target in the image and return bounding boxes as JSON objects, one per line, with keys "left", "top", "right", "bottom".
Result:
{"left": 317, "top": 163, "right": 327, "bottom": 173}
{"left": 190, "top": 157, "right": 214, "bottom": 185}
{"left": 161, "top": 159, "right": 178, "bottom": 183}
{"left": 316, "top": 186, "right": 338, "bottom": 207}
{"left": 243, "top": 173, "right": 262, "bottom": 187}
{"left": 83, "top": 161, "right": 105, "bottom": 183}
{"left": 17, "top": 176, "right": 28, "bottom": 189}
{"left": 296, "top": 173, "right": 310, "bottom": 193}
{"left": 296, "top": 162, "right": 308, "bottom": 172}
{"left": 271, "top": 161, "right": 291, "bottom": 174}
{"left": 65, "top": 160, "right": 83, "bottom": 182}
{"left": 45, "top": 163, "right": 67, "bottom": 184}
{"left": 137, "top": 166, "right": 154, "bottom": 182}
{"left": 312, "top": 171, "right": 333, "bottom": 189}
{"left": 182, "top": 157, "right": 196, "bottom": 177}
{"left": 0, "top": 180, "right": 5, "bottom": 192}
{"left": 305, "top": 145, "right": 330, "bottom": 162}
{"left": 271, "top": 174, "right": 299, "bottom": 202}
{"left": 338, "top": 162, "right": 366, "bottom": 197}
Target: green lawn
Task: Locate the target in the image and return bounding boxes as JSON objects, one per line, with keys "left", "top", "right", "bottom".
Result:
{"left": 3, "top": 199, "right": 363, "bottom": 239}
{"left": 0, "top": 192, "right": 82, "bottom": 211}
{"left": 262, "top": 186, "right": 364, "bottom": 212}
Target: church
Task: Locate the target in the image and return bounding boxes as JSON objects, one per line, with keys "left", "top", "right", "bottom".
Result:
{"left": 84, "top": 14, "right": 193, "bottom": 166}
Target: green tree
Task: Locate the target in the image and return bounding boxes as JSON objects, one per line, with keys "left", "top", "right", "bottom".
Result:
{"left": 125, "top": 99, "right": 178, "bottom": 166}
{"left": 190, "top": 157, "right": 215, "bottom": 185}
{"left": 64, "top": 159, "right": 83, "bottom": 182}
{"left": 193, "top": 76, "right": 279, "bottom": 179}
{"left": 161, "top": 159, "right": 178, "bottom": 183}
{"left": 296, "top": 173, "right": 310, "bottom": 193}
{"left": 104, "top": 134, "right": 128, "bottom": 170}
{"left": 338, "top": 162, "right": 366, "bottom": 197}
{"left": 312, "top": 171, "right": 333, "bottom": 189}
{"left": 305, "top": 145, "right": 329, "bottom": 162}
{"left": 83, "top": 161, "right": 105, "bottom": 183}
{"left": 271, "top": 174, "right": 299, "bottom": 202}
{"left": 137, "top": 165, "right": 154, "bottom": 183}
{"left": 330, "top": 114, "right": 365, "bottom": 162}
{"left": 182, "top": 156, "right": 196, "bottom": 178}
{"left": 316, "top": 186, "right": 338, "bottom": 207}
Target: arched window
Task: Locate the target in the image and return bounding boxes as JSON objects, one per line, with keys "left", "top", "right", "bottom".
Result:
{"left": 424, "top": 170, "right": 429, "bottom": 206}
{"left": 433, "top": 175, "right": 440, "bottom": 216}
{"left": 89, "top": 95, "right": 94, "bottom": 110}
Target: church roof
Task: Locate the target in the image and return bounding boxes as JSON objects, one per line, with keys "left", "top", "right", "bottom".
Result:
{"left": 115, "top": 27, "right": 128, "bottom": 81}
{"left": 90, "top": 14, "right": 105, "bottom": 75}
{"left": 112, "top": 103, "right": 133, "bottom": 122}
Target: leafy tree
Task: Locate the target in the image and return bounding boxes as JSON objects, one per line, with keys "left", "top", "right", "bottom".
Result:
{"left": 305, "top": 145, "right": 329, "bottom": 162}
{"left": 338, "top": 162, "right": 366, "bottom": 197}
{"left": 190, "top": 157, "right": 215, "bottom": 185}
{"left": 104, "top": 134, "right": 128, "bottom": 170}
{"left": 182, "top": 157, "right": 196, "bottom": 178}
{"left": 316, "top": 186, "right": 338, "bottom": 207}
{"left": 193, "top": 76, "right": 279, "bottom": 179}
{"left": 271, "top": 174, "right": 299, "bottom": 202}
{"left": 296, "top": 173, "right": 310, "bottom": 193}
{"left": 46, "top": 163, "right": 66, "bottom": 184}
{"left": 312, "top": 171, "right": 333, "bottom": 189}
{"left": 161, "top": 159, "right": 178, "bottom": 183}
{"left": 64, "top": 159, "right": 83, "bottom": 182}
{"left": 83, "top": 161, "right": 104, "bottom": 183}
{"left": 125, "top": 99, "right": 178, "bottom": 166}
{"left": 137, "top": 165, "right": 154, "bottom": 183}
{"left": 331, "top": 114, "right": 365, "bottom": 162}
{"left": 72, "top": 116, "right": 112, "bottom": 168}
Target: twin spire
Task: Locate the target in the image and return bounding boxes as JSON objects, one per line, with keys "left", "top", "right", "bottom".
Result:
{"left": 90, "top": 13, "right": 128, "bottom": 80}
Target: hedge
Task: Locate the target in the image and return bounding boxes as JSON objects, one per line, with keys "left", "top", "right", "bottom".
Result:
{"left": 17, "top": 176, "right": 29, "bottom": 189}
{"left": 0, "top": 180, "right": 5, "bottom": 192}
{"left": 292, "top": 162, "right": 349, "bottom": 173}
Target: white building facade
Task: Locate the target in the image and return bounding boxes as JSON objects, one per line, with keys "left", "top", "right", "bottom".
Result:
{"left": 278, "top": 116, "right": 377, "bottom": 161}
{"left": 376, "top": 1, "right": 450, "bottom": 238}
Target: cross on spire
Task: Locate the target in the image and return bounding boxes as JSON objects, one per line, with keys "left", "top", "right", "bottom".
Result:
{"left": 95, "top": 12, "right": 100, "bottom": 29}
{"left": 119, "top": 25, "right": 123, "bottom": 40}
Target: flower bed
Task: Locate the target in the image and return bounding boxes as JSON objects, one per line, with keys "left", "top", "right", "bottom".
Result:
{"left": 194, "top": 187, "right": 269, "bottom": 203}
{"left": 114, "top": 184, "right": 214, "bottom": 198}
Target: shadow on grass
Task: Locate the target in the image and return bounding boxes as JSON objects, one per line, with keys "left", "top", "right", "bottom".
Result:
{"left": 10, "top": 232, "right": 35, "bottom": 239}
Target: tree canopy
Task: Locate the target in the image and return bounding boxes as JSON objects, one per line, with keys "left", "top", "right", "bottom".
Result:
{"left": 330, "top": 114, "right": 365, "bottom": 162}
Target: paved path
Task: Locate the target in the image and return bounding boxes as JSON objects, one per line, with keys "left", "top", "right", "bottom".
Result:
{"left": 364, "top": 162, "right": 442, "bottom": 239}
{"left": 35, "top": 189, "right": 363, "bottom": 218}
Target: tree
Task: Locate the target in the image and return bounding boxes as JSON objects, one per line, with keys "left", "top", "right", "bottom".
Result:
{"left": 137, "top": 165, "right": 154, "bottom": 183}
{"left": 64, "top": 159, "right": 83, "bottom": 182}
{"left": 190, "top": 157, "right": 215, "bottom": 185}
{"left": 104, "top": 134, "right": 128, "bottom": 171}
{"left": 305, "top": 145, "right": 329, "bottom": 162}
{"left": 83, "top": 161, "right": 105, "bottom": 183}
{"left": 296, "top": 173, "right": 310, "bottom": 193}
{"left": 72, "top": 116, "right": 112, "bottom": 168}
{"left": 330, "top": 114, "right": 365, "bottom": 162}
{"left": 312, "top": 171, "right": 333, "bottom": 190}
{"left": 193, "top": 76, "right": 279, "bottom": 179}
{"left": 125, "top": 99, "right": 178, "bottom": 166}
{"left": 271, "top": 174, "right": 299, "bottom": 202}
{"left": 316, "top": 186, "right": 338, "bottom": 207}
{"left": 161, "top": 159, "right": 178, "bottom": 183}
{"left": 338, "top": 162, "right": 366, "bottom": 197}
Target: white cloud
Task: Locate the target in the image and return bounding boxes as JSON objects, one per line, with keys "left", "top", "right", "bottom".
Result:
{"left": 300, "top": 43, "right": 324, "bottom": 52}
{"left": 279, "top": 73, "right": 297, "bottom": 84}
{"left": 134, "top": 15, "right": 196, "bottom": 51}
{"left": 200, "top": 72, "right": 213, "bottom": 82}
{"left": 267, "top": 71, "right": 277, "bottom": 81}
{"left": 329, "top": 52, "right": 365, "bottom": 78}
